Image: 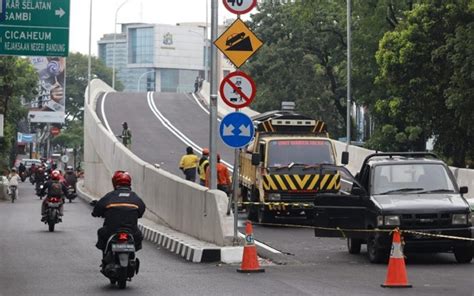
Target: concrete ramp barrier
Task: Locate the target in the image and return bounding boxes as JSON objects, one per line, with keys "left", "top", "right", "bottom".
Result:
{"left": 84, "top": 79, "right": 234, "bottom": 246}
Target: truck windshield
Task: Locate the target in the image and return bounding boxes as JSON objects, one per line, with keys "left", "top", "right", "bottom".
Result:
{"left": 372, "top": 163, "right": 456, "bottom": 195}
{"left": 267, "top": 140, "right": 335, "bottom": 167}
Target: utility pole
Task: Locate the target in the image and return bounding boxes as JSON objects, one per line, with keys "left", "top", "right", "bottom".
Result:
{"left": 209, "top": 0, "right": 218, "bottom": 190}
{"left": 346, "top": 0, "right": 352, "bottom": 151}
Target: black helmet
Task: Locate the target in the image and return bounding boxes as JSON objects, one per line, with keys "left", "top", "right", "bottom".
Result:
{"left": 186, "top": 146, "right": 193, "bottom": 154}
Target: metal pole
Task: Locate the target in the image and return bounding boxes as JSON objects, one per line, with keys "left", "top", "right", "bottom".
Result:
{"left": 209, "top": 0, "right": 218, "bottom": 190}
{"left": 232, "top": 148, "right": 240, "bottom": 244}
{"left": 346, "top": 0, "right": 351, "bottom": 151}
{"left": 205, "top": 0, "right": 209, "bottom": 82}
{"left": 87, "top": 0, "right": 92, "bottom": 105}
{"left": 112, "top": 0, "right": 130, "bottom": 90}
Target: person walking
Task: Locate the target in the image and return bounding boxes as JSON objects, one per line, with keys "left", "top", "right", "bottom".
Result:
{"left": 198, "top": 148, "right": 210, "bottom": 186}
{"left": 179, "top": 146, "right": 199, "bottom": 182}
{"left": 118, "top": 122, "right": 132, "bottom": 149}
{"left": 205, "top": 154, "right": 231, "bottom": 194}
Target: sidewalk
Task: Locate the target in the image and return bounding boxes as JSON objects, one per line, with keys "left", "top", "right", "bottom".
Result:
{"left": 76, "top": 180, "right": 243, "bottom": 263}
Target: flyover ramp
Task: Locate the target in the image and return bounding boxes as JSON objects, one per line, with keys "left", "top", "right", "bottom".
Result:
{"left": 83, "top": 79, "right": 235, "bottom": 251}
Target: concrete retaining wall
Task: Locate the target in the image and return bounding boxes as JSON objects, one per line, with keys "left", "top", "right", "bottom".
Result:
{"left": 83, "top": 80, "right": 234, "bottom": 246}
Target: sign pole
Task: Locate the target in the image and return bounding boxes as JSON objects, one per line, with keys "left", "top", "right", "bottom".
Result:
{"left": 232, "top": 147, "right": 240, "bottom": 244}
{"left": 209, "top": 0, "right": 218, "bottom": 190}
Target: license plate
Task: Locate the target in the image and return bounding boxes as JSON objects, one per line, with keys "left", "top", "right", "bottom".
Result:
{"left": 112, "top": 244, "right": 135, "bottom": 252}
{"left": 48, "top": 203, "right": 60, "bottom": 208}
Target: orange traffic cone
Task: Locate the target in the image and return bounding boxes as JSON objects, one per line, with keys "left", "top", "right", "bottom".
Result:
{"left": 381, "top": 229, "right": 412, "bottom": 288}
{"left": 237, "top": 221, "right": 265, "bottom": 273}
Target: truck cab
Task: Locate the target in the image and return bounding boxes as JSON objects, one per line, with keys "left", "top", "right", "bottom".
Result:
{"left": 313, "top": 152, "right": 474, "bottom": 263}
{"left": 239, "top": 110, "right": 342, "bottom": 223}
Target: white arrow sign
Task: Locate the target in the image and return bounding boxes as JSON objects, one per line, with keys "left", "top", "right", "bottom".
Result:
{"left": 223, "top": 124, "right": 235, "bottom": 136}
{"left": 239, "top": 124, "right": 251, "bottom": 137}
{"left": 55, "top": 8, "right": 65, "bottom": 18}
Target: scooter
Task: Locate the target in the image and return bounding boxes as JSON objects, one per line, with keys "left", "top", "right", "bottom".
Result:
{"left": 36, "top": 182, "right": 45, "bottom": 199}
{"left": 100, "top": 230, "right": 140, "bottom": 289}
{"left": 43, "top": 196, "right": 62, "bottom": 232}
{"left": 66, "top": 185, "right": 77, "bottom": 203}
{"left": 9, "top": 185, "right": 17, "bottom": 203}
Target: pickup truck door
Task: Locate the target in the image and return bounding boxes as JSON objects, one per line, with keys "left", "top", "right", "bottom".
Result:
{"left": 313, "top": 166, "right": 367, "bottom": 239}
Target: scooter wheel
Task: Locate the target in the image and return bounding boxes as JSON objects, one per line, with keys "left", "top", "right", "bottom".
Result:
{"left": 109, "top": 279, "right": 116, "bottom": 285}
{"left": 118, "top": 280, "right": 126, "bottom": 289}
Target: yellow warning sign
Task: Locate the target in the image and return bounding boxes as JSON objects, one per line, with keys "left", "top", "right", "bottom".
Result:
{"left": 214, "top": 18, "right": 263, "bottom": 68}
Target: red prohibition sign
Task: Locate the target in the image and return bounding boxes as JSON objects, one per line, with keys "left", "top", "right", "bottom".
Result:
{"left": 220, "top": 71, "right": 257, "bottom": 109}
{"left": 222, "top": 0, "right": 257, "bottom": 15}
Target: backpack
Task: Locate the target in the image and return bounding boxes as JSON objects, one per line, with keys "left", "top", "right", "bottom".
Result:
{"left": 49, "top": 181, "right": 63, "bottom": 197}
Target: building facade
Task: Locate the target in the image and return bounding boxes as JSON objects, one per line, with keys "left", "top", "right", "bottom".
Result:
{"left": 98, "top": 23, "right": 208, "bottom": 92}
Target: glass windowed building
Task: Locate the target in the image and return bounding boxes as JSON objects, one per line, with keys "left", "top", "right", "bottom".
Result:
{"left": 98, "top": 23, "right": 208, "bottom": 92}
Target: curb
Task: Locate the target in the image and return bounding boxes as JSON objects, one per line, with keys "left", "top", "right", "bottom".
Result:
{"left": 76, "top": 181, "right": 243, "bottom": 264}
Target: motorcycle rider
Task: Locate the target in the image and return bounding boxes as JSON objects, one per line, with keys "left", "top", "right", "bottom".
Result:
{"left": 7, "top": 168, "right": 21, "bottom": 197}
{"left": 40, "top": 170, "right": 68, "bottom": 222}
{"left": 92, "top": 171, "right": 146, "bottom": 252}
{"left": 64, "top": 166, "right": 77, "bottom": 192}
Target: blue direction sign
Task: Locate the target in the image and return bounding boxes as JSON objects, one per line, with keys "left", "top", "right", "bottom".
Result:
{"left": 219, "top": 112, "right": 255, "bottom": 148}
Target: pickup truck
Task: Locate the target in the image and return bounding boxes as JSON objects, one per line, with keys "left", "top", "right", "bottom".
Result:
{"left": 313, "top": 152, "right": 473, "bottom": 263}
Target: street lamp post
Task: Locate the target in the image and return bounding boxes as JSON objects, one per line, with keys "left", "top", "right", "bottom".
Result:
{"left": 137, "top": 70, "right": 155, "bottom": 92}
{"left": 112, "top": 0, "right": 131, "bottom": 90}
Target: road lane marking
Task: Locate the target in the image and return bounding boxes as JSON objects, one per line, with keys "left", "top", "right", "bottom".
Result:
{"left": 147, "top": 92, "right": 234, "bottom": 170}
{"left": 100, "top": 92, "right": 113, "bottom": 132}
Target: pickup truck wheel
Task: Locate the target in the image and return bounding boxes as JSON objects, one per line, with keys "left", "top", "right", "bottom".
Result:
{"left": 367, "top": 235, "right": 388, "bottom": 263}
{"left": 454, "top": 246, "right": 473, "bottom": 263}
{"left": 347, "top": 238, "right": 362, "bottom": 254}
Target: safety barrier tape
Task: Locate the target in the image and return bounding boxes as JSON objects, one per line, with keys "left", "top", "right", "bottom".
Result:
{"left": 246, "top": 220, "right": 474, "bottom": 242}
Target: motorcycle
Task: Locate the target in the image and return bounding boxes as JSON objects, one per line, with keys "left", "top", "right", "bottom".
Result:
{"left": 36, "top": 182, "right": 45, "bottom": 199}
{"left": 66, "top": 185, "right": 77, "bottom": 203}
{"left": 9, "top": 185, "right": 17, "bottom": 203}
{"left": 19, "top": 171, "right": 27, "bottom": 182}
{"left": 100, "top": 230, "right": 140, "bottom": 289}
{"left": 43, "top": 196, "right": 62, "bottom": 232}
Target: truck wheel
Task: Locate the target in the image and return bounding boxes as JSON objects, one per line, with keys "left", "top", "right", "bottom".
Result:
{"left": 367, "top": 235, "right": 388, "bottom": 263}
{"left": 257, "top": 206, "right": 275, "bottom": 224}
{"left": 454, "top": 246, "right": 473, "bottom": 263}
{"left": 347, "top": 238, "right": 362, "bottom": 254}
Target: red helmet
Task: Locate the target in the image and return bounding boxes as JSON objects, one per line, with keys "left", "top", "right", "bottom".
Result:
{"left": 51, "top": 170, "right": 61, "bottom": 181}
{"left": 202, "top": 148, "right": 209, "bottom": 156}
{"left": 112, "top": 170, "right": 132, "bottom": 187}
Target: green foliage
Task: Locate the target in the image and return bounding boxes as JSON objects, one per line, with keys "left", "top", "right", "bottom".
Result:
{"left": 374, "top": 1, "right": 474, "bottom": 166}
{"left": 65, "top": 52, "right": 122, "bottom": 123}
{"left": 0, "top": 57, "right": 38, "bottom": 169}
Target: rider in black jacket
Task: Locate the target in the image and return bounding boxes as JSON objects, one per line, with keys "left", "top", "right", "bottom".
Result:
{"left": 92, "top": 171, "right": 146, "bottom": 251}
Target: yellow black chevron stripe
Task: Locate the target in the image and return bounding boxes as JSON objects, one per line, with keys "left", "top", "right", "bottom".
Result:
{"left": 263, "top": 174, "right": 340, "bottom": 192}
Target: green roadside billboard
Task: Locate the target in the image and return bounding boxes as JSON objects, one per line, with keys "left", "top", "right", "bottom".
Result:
{"left": 0, "top": 0, "right": 70, "bottom": 57}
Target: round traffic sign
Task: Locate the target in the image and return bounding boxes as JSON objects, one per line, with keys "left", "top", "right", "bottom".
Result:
{"left": 222, "top": 0, "right": 257, "bottom": 15}
{"left": 219, "top": 111, "right": 255, "bottom": 148}
{"left": 220, "top": 71, "right": 256, "bottom": 109}
{"left": 61, "top": 155, "right": 69, "bottom": 163}
{"left": 50, "top": 127, "right": 60, "bottom": 136}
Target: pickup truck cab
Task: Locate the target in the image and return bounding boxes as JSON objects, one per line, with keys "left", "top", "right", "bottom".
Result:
{"left": 313, "top": 152, "right": 473, "bottom": 263}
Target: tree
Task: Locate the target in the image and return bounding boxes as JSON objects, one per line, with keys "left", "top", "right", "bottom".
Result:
{"left": 65, "top": 52, "right": 122, "bottom": 123}
{"left": 374, "top": 0, "right": 474, "bottom": 166}
{"left": 0, "top": 57, "right": 38, "bottom": 169}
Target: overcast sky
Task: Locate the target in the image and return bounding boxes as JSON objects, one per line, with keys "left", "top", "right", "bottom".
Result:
{"left": 70, "top": 0, "right": 253, "bottom": 55}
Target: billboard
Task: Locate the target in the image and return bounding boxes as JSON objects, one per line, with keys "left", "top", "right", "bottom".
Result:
{"left": 17, "top": 133, "right": 36, "bottom": 143}
{"left": 28, "top": 57, "right": 66, "bottom": 123}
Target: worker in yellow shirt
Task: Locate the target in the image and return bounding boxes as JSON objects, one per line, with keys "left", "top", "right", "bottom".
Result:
{"left": 179, "top": 146, "right": 199, "bottom": 182}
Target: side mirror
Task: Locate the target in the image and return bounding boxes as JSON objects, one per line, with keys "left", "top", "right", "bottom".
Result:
{"left": 351, "top": 186, "right": 366, "bottom": 197}
{"left": 89, "top": 200, "right": 98, "bottom": 206}
{"left": 251, "top": 153, "right": 261, "bottom": 166}
{"left": 341, "top": 151, "right": 349, "bottom": 165}
{"left": 460, "top": 186, "right": 468, "bottom": 195}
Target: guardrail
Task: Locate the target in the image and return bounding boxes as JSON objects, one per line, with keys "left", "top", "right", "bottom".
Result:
{"left": 83, "top": 79, "right": 234, "bottom": 246}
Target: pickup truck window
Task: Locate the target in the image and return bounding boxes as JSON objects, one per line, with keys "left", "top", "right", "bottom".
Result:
{"left": 267, "top": 140, "right": 335, "bottom": 167}
{"left": 372, "top": 163, "right": 455, "bottom": 195}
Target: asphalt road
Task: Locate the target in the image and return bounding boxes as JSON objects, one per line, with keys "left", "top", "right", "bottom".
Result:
{"left": 1, "top": 182, "right": 472, "bottom": 296}
{"left": 93, "top": 91, "right": 474, "bottom": 295}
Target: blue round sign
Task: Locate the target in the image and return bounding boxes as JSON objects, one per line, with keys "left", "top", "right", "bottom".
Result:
{"left": 219, "top": 112, "right": 255, "bottom": 148}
